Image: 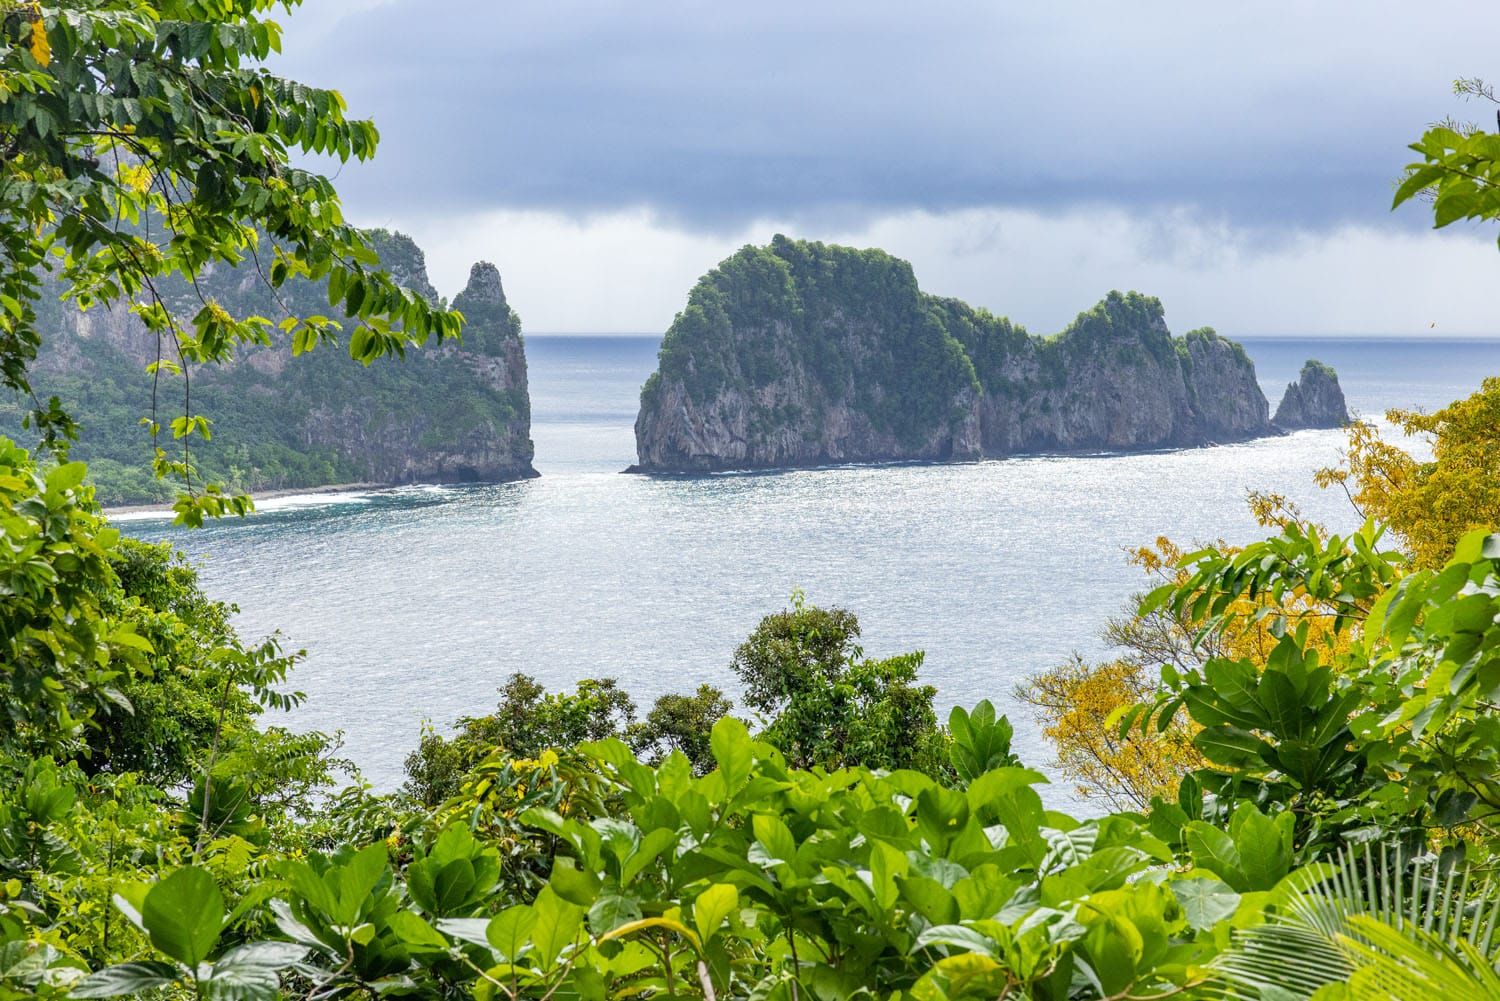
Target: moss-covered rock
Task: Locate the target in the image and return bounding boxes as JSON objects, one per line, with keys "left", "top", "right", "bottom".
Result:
{"left": 635, "top": 236, "right": 982, "bottom": 471}
{"left": 634, "top": 238, "right": 1277, "bottom": 472}
{"left": 1273, "top": 359, "right": 1350, "bottom": 430}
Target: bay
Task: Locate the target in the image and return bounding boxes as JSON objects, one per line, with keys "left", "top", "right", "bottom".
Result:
{"left": 129, "top": 335, "right": 1499, "bottom": 806}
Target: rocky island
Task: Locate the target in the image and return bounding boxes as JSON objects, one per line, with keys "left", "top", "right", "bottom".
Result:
{"left": 5, "top": 231, "right": 536, "bottom": 503}
{"left": 632, "top": 236, "right": 1342, "bottom": 473}
{"left": 1272, "top": 360, "right": 1350, "bottom": 429}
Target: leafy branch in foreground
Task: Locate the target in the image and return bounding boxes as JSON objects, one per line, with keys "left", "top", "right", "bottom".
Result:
{"left": 1394, "top": 76, "right": 1500, "bottom": 245}
{"left": 0, "top": 0, "right": 463, "bottom": 524}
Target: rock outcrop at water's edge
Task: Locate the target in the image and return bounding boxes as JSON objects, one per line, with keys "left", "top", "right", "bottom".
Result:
{"left": 631, "top": 236, "right": 1296, "bottom": 473}
{"left": 299, "top": 259, "right": 538, "bottom": 486}
{"left": 1273, "top": 359, "right": 1350, "bottom": 430}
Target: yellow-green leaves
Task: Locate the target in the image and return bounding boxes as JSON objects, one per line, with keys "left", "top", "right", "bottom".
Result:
{"left": 692, "top": 883, "right": 738, "bottom": 942}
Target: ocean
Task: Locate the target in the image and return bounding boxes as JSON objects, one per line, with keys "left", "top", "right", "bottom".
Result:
{"left": 127, "top": 335, "right": 1498, "bottom": 806}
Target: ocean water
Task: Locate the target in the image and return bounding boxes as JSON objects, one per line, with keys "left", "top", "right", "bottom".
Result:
{"left": 128, "top": 335, "right": 1499, "bottom": 805}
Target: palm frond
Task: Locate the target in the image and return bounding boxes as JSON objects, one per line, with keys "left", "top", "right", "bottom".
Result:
{"left": 1204, "top": 844, "right": 1500, "bottom": 1001}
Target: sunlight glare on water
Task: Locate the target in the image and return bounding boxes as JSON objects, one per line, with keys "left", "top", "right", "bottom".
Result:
{"left": 132, "top": 335, "right": 1497, "bottom": 807}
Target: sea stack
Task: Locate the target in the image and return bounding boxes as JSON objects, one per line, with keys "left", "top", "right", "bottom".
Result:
{"left": 632, "top": 235, "right": 1277, "bottom": 473}
{"left": 1273, "top": 360, "right": 1350, "bottom": 430}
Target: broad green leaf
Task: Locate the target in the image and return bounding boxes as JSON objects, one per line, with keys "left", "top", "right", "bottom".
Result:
{"left": 485, "top": 905, "right": 537, "bottom": 962}
{"left": 530, "top": 887, "right": 583, "bottom": 969}
{"left": 913, "top": 923, "right": 1000, "bottom": 958}
{"left": 203, "top": 942, "right": 303, "bottom": 1001}
{"left": 71, "top": 962, "right": 177, "bottom": 998}
{"left": 588, "top": 892, "right": 643, "bottom": 935}
{"left": 752, "top": 813, "right": 797, "bottom": 865}
{"left": 1183, "top": 823, "right": 1245, "bottom": 891}
{"left": 710, "top": 716, "right": 753, "bottom": 792}
{"left": 1170, "top": 877, "right": 1241, "bottom": 931}
{"left": 141, "top": 867, "right": 225, "bottom": 966}
{"left": 550, "top": 860, "right": 602, "bottom": 907}
{"left": 1229, "top": 804, "right": 1292, "bottom": 891}
{"left": 692, "top": 883, "right": 738, "bottom": 941}
{"left": 386, "top": 912, "right": 449, "bottom": 951}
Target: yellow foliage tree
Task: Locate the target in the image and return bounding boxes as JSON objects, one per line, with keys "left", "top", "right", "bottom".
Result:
{"left": 1018, "top": 495, "right": 1365, "bottom": 808}
{"left": 1316, "top": 378, "right": 1500, "bottom": 569}
{"left": 1017, "top": 656, "right": 1197, "bottom": 812}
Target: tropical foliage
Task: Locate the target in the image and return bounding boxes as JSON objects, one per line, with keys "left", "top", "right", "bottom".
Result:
{"left": 7, "top": 3, "right": 1500, "bottom": 994}
{"left": 0, "top": 230, "right": 532, "bottom": 507}
{"left": 9, "top": 426, "right": 1500, "bottom": 999}
{"left": 1317, "top": 379, "right": 1500, "bottom": 568}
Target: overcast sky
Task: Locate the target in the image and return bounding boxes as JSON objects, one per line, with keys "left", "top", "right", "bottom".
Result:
{"left": 276, "top": 1, "right": 1500, "bottom": 335}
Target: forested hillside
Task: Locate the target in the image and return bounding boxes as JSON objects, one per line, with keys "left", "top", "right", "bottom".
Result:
{"left": 3, "top": 232, "right": 535, "bottom": 505}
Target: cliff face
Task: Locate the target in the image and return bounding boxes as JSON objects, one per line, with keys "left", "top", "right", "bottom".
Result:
{"left": 1273, "top": 360, "right": 1350, "bottom": 430}
{"left": 11, "top": 232, "right": 536, "bottom": 502}
{"left": 634, "top": 238, "right": 982, "bottom": 471}
{"left": 633, "top": 237, "right": 1278, "bottom": 473}
{"left": 297, "top": 261, "right": 536, "bottom": 485}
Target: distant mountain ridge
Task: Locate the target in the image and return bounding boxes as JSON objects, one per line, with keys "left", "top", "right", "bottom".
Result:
{"left": 4, "top": 231, "right": 536, "bottom": 504}
{"left": 633, "top": 236, "right": 1346, "bottom": 473}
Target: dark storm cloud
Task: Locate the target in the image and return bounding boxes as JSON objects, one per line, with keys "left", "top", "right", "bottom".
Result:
{"left": 277, "top": 1, "right": 1500, "bottom": 230}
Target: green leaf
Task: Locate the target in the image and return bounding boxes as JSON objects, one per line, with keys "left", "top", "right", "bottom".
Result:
{"left": 752, "top": 813, "right": 797, "bottom": 865}
{"left": 1079, "top": 912, "right": 1143, "bottom": 996}
{"left": 913, "top": 924, "right": 1000, "bottom": 959}
{"left": 692, "top": 883, "right": 738, "bottom": 941}
{"left": 203, "top": 942, "right": 303, "bottom": 1001}
{"left": 1183, "top": 823, "right": 1245, "bottom": 891}
{"left": 899, "top": 875, "right": 960, "bottom": 925}
{"left": 917, "top": 786, "right": 971, "bottom": 846}
{"left": 588, "top": 892, "right": 643, "bottom": 936}
{"left": 529, "top": 887, "right": 582, "bottom": 970}
{"left": 1192, "top": 725, "right": 1266, "bottom": 767}
{"left": 71, "top": 962, "right": 178, "bottom": 998}
{"left": 1170, "top": 877, "right": 1241, "bottom": 931}
{"left": 1230, "top": 803, "right": 1292, "bottom": 891}
{"left": 621, "top": 827, "right": 677, "bottom": 885}
{"left": 485, "top": 905, "right": 537, "bottom": 962}
{"left": 387, "top": 912, "right": 449, "bottom": 952}
{"left": 869, "top": 840, "right": 908, "bottom": 911}
{"left": 44, "top": 461, "right": 87, "bottom": 493}
{"left": 141, "top": 867, "right": 226, "bottom": 966}
{"left": 710, "top": 716, "right": 753, "bottom": 792}
{"left": 550, "top": 860, "right": 602, "bottom": 907}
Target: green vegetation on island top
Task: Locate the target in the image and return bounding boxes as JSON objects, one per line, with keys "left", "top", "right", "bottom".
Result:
{"left": 642, "top": 236, "right": 981, "bottom": 446}
{"left": 634, "top": 237, "right": 1340, "bottom": 472}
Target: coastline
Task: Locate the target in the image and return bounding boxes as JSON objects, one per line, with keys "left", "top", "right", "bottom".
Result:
{"left": 102, "top": 481, "right": 387, "bottom": 517}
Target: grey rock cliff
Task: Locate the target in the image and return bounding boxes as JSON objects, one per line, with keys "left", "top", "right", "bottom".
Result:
{"left": 1273, "top": 360, "right": 1350, "bottom": 430}
{"left": 299, "top": 259, "right": 537, "bottom": 485}
{"left": 633, "top": 238, "right": 1280, "bottom": 473}
{"left": 12, "top": 232, "right": 536, "bottom": 500}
